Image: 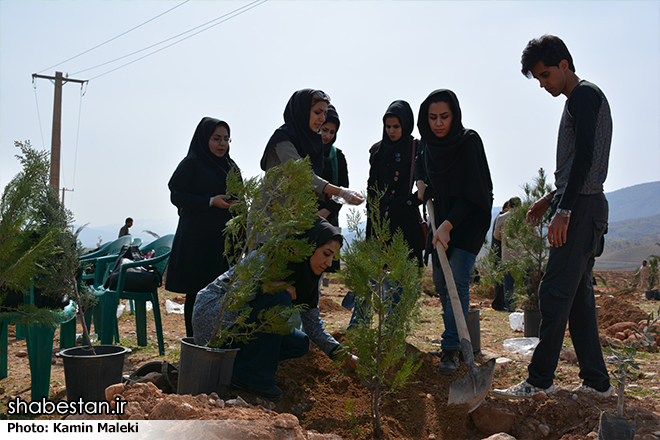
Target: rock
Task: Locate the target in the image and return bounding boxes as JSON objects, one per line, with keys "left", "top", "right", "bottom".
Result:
{"left": 471, "top": 400, "right": 516, "bottom": 435}
{"left": 538, "top": 423, "right": 550, "bottom": 436}
{"left": 531, "top": 392, "right": 548, "bottom": 402}
{"left": 615, "top": 331, "right": 627, "bottom": 340}
{"left": 149, "top": 394, "right": 208, "bottom": 420}
{"left": 273, "top": 413, "right": 299, "bottom": 429}
{"left": 226, "top": 396, "right": 249, "bottom": 408}
{"left": 482, "top": 434, "right": 517, "bottom": 440}
{"left": 496, "top": 357, "right": 513, "bottom": 365}
{"left": 559, "top": 349, "right": 578, "bottom": 364}
{"left": 605, "top": 322, "right": 637, "bottom": 334}
{"left": 105, "top": 383, "right": 125, "bottom": 402}
{"left": 642, "top": 435, "right": 659, "bottom": 440}
{"left": 586, "top": 432, "right": 598, "bottom": 439}
{"left": 15, "top": 351, "right": 28, "bottom": 358}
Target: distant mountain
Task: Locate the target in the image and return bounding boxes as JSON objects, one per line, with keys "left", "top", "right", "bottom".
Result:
{"left": 606, "top": 181, "right": 660, "bottom": 223}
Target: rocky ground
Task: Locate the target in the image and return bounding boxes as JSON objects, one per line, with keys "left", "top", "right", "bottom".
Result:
{"left": 1, "top": 269, "right": 659, "bottom": 439}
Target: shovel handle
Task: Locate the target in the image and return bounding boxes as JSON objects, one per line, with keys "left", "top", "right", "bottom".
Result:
{"left": 426, "top": 200, "right": 472, "bottom": 345}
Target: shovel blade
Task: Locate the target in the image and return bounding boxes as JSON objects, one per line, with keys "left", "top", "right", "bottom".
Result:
{"left": 448, "top": 358, "right": 496, "bottom": 412}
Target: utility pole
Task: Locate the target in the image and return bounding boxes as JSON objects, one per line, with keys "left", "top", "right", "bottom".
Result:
{"left": 31, "top": 71, "right": 87, "bottom": 197}
{"left": 61, "top": 187, "right": 74, "bottom": 207}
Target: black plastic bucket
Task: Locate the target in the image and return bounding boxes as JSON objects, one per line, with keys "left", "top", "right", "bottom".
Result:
{"left": 57, "top": 345, "right": 131, "bottom": 402}
{"left": 177, "top": 337, "right": 239, "bottom": 397}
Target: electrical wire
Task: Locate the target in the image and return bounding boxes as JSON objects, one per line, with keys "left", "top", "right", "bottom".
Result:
{"left": 71, "top": 82, "right": 86, "bottom": 202}
{"left": 37, "top": 0, "right": 191, "bottom": 74}
{"left": 74, "top": 0, "right": 267, "bottom": 79}
{"left": 32, "top": 78, "right": 47, "bottom": 150}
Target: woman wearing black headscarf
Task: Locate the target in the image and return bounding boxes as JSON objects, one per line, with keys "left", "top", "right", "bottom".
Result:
{"left": 166, "top": 117, "right": 241, "bottom": 338}
{"left": 414, "top": 89, "right": 493, "bottom": 376}
{"left": 192, "top": 217, "right": 356, "bottom": 401}
{"left": 318, "top": 104, "right": 350, "bottom": 227}
{"left": 260, "top": 89, "right": 364, "bottom": 208}
{"left": 367, "top": 100, "right": 424, "bottom": 266}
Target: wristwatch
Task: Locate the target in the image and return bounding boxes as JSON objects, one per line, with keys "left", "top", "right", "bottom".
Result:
{"left": 557, "top": 208, "right": 571, "bottom": 218}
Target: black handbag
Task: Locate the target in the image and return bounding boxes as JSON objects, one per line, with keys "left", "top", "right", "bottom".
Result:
{"left": 104, "top": 245, "right": 161, "bottom": 292}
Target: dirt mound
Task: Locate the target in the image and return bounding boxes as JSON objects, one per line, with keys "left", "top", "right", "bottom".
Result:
{"left": 319, "top": 297, "right": 350, "bottom": 315}
{"left": 597, "top": 292, "right": 648, "bottom": 330}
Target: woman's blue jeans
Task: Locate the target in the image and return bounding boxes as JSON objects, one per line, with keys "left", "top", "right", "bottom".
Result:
{"left": 432, "top": 247, "right": 476, "bottom": 351}
{"left": 231, "top": 290, "right": 309, "bottom": 390}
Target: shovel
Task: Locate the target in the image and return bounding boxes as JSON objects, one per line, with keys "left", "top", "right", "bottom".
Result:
{"left": 426, "top": 199, "right": 495, "bottom": 412}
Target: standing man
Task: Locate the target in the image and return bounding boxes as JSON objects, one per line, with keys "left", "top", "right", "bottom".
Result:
{"left": 119, "top": 217, "right": 133, "bottom": 238}
{"left": 494, "top": 35, "right": 613, "bottom": 399}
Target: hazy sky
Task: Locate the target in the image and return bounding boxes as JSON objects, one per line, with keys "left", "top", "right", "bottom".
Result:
{"left": 1, "top": 1, "right": 659, "bottom": 238}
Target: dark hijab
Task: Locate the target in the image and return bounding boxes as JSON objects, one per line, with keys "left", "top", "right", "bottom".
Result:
{"left": 323, "top": 104, "right": 341, "bottom": 183}
{"left": 374, "top": 100, "right": 415, "bottom": 165}
{"left": 323, "top": 104, "right": 341, "bottom": 148}
{"left": 287, "top": 217, "right": 343, "bottom": 309}
{"left": 417, "top": 89, "right": 493, "bottom": 215}
{"left": 186, "top": 117, "right": 235, "bottom": 176}
{"left": 261, "top": 89, "right": 327, "bottom": 175}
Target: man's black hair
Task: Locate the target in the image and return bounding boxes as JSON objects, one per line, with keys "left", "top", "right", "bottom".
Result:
{"left": 521, "top": 35, "right": 575, "bottom": 78}
{"left": 125, "top": 217, "right": 133, "bottom": 224}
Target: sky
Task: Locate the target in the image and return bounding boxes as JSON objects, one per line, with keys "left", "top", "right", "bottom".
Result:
{"left": 1, "top": 0, "right": 659, "bottom": 244}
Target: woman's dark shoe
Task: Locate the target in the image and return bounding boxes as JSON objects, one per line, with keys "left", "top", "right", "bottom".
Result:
{"left": 436, "top": 350, "right": 460, "bottom": 375}
{"left": 230, "top": 377, "right": 283, "bottom": 402}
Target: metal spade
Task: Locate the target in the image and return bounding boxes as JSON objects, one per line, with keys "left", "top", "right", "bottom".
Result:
{"left": 427, "top": 200, "right": 495, "bottom": 412}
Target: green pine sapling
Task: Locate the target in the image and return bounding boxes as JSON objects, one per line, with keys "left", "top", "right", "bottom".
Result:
{"left": 340, "top": 190, "right": 423, "bottom": 438}
{"left": 205, "top": 158, "right": 319, "bottom": 348}
{"left": 479, "top": 168, "right": 553, "bottom": 311}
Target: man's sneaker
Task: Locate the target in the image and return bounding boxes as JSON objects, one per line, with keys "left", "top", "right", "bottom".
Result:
{"left": 492, "top": 380, "right": 555, "bottom": 399}
{"left": 436, "top": 350, "right": 460, "bottom": 375}
{"left": 572, "top": 384, "right": 615, "bottom": 398}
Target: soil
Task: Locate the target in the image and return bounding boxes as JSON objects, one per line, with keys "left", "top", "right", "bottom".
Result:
{"left": 1, "top": 269, "right": 659, "bottom": 439}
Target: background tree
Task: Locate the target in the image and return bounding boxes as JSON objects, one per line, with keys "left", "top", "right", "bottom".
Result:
{"left": 479, "top": 168, "right": 553, "bottom": 310}
{"left": 0, "top": 141, "right": 86, "bottom": 329}
{"left": 340, "top": 190, "right": 423, "bottom": 438}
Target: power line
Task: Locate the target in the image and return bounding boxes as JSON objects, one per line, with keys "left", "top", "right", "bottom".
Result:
{"left": 32, "top": 79, "right": 47, "bottom": 150}
{"left": 76, "top": 0, "right": 267, "bottom": 80}
{"left": 38, "top": 0, "right": 191, "bottom": 74}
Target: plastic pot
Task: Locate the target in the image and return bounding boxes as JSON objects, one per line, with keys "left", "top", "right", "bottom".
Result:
{"left": 57, "top": 345, "right": 131, "bottom": 402}
{"left": 177, "top": 337, "right": 239, "bottom": 398}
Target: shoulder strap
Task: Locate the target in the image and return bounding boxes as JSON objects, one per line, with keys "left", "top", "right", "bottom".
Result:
{"left": 409, "top": 139, "right": 417, "bottom": 194}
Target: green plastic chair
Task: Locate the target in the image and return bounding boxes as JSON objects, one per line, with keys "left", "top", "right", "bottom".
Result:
{"left": 79, "top": 236, "right": 135, "bottom": 285}
{"left": 99, "top": 238, "right": 172, "bottom": 355}
{"left": 0, "top": 286, "right": 77, "bottom": 400}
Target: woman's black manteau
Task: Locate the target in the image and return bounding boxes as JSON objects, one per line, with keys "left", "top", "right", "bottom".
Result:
{"left": 166, "top": 117, "right": 241, "bottom": 295}
{"left": 415, "top": 89, "right": 493, "bottom": 257}
{"left": 367, "top": 100, "right": 424, "bottom": 266}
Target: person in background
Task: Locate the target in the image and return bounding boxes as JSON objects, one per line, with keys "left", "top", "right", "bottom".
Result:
{"left": 318, "top": 104, "right": 349, "bottom": 272}
{"left": 260, "top": 89, "right": 364, "bottom": 208}
{"left": 494, "top": 196, "right": 521, "bottom": 311}
{"left": 490, "top": 201, "right": 509, "bottom": 311}
{"left": 166, "top": 117, "right": 242, "bottom": 338}
{"left": 193, "top": 217, "right": 357, "bottom": 402}
{"left": 415, "top": 89, "right": 493, "bottom": 376}
{"left": 346, "top": 100, "right": 424, "bottom": 329}
{"left": 494, "top": 34, "right": 613, "bottom": 399}
{"left": 637, "top": 260, "right": 649, "bottom": 291}
{"left": 118, "top": 217, "right": 133, "bottom": 238}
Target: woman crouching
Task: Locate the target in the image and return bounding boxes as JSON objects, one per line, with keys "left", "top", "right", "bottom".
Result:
{"left": 192, "top": 217, "right": 356, "bottom": 401}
